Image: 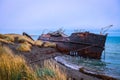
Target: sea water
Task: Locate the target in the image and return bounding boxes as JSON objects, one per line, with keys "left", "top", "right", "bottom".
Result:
{"left": 31, "top": 35, "right": 120, "bottom": 79}
{"left": 103, "top": 36, "right": 120, "bottom": 79}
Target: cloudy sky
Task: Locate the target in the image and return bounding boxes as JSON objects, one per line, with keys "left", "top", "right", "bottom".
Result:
{"left": 0, "top": 0, "right": 120, "bottom": 35}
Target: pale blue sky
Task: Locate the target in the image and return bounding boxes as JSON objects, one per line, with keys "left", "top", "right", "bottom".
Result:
{"left": 0, "top": 0, "right": 120, "bottom": 36}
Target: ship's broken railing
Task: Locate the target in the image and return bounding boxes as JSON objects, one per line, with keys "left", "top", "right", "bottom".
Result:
{"left": 100, "top": 25, "right": 113, "bottom": 35}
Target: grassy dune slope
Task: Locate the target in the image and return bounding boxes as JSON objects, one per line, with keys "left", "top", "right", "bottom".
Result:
{"left": 0, "top": 33, "right": 66, "bottom": 80}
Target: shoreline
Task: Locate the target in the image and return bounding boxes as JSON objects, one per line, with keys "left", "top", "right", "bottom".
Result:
{"left": 54, "top": 56, "right": 117, "bottom": 80}
{"left": 0, "top": 33, "right": 117, "bottom": 80}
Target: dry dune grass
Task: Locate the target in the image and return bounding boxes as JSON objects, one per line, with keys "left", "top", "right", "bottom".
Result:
{"left": 34, "top": 40, "right": 43, "bottom": 47}
{"left": 43, "top": 42, "right": 56, "bottom": 48}
{"left": 0, "top": 34, "right": 14, "bottom": 44}
{"left": 0, "top": 33, "right": 57, "bottom": 48}
{"left": 17, "top": 35, "right": 34, "bottom": 45}
{"left": 1, "top": 34, "right": 34, "bottom": 45}
{"left": 0, "top": 33, "right": 67, "bottom": 80}
{"left": 16, "top": 42, "right": 32, "bottom": 52}
{"left": 0, "top": 34, "right": 5, "bottom": 39}
{"left": 0, "top": 39, "right": 14, "bottom": 44}
{"left": 41, "top": 59, "right": 67, "bottom": 80}
{"left": 0, "top": 46, "right": 38, "bottom": 80}
{"left": 4, "top": 35, "right": 14, "bottom": 42}
{"left": 0, "top": 45, "right": 67, "bottom": 80}
{"left": 34, "top": 40, "right": 57, "bottom": 48}
{"left": 0, "top": 33, "right": 34, "bottom": 45}
{"left": 34, "top": 59, "right": 67, "bottom": 80}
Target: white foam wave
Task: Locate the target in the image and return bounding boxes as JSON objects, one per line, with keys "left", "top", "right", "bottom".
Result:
{"left": 55, "top": 56, "right": 82, "bottom": 70}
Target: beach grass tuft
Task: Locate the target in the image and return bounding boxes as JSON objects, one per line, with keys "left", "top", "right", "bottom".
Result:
{"left": 42, "top": 59, "right": 67, "bottom": 80}
{"left": 34, "top": 40, "right": 43, "bottom": 47}
{"left": 0, "top": 46, "right": 38, "bottom": 80}
{"left": 16, "top": 42, "right": 32, "bottom": 52}
{"left": 0, "top": 34, "right": 14, "bottom": 44}
{"left": 43, "top": 42, "right": 56, "bottom": 48}
{"left": 17, "top": 35, "right": 34, "bottom": 45}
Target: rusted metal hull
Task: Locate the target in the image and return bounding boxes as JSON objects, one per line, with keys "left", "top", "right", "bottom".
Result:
{"left": 38, "top": 32, "right": 107, "bottom": 59}
{"left": 56, "top": 43, "right": 104, "bottom": 59}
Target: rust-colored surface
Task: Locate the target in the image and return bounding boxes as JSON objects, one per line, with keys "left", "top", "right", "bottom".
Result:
{"left": 38, "top": 32, "right": 107, "bottom": 59}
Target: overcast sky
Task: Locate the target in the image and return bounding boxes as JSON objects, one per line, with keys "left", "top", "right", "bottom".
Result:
{"left": 0, "top": 0, "right": 120, "bottom": 35}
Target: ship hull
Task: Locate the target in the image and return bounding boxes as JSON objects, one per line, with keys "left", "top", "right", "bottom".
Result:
{"left": 38, "top": 32, "right": 107, "bottom": 59}
{"left": 56, "top": 42, "right": 104, "bottom": 59}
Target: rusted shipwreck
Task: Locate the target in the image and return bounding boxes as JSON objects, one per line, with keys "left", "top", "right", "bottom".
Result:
{"left": 38, "top": 26, "right": 112, "bottom": 59}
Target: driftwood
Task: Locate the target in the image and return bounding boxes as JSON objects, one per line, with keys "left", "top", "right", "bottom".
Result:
{"left": 79, "top": 68, "right": 117, "bottom": 80}
{"left": 22, "top": 32, "right": 34, "bottom": 41}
